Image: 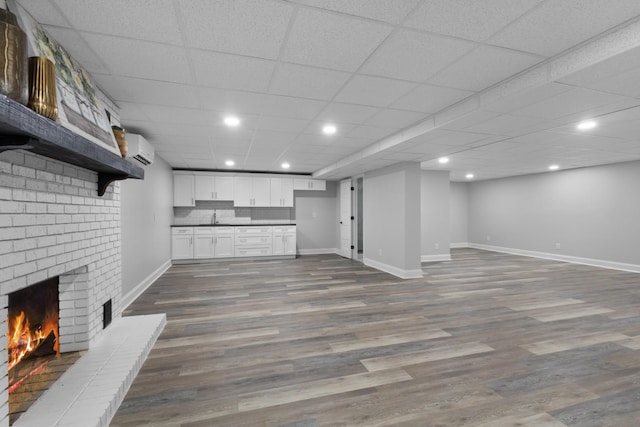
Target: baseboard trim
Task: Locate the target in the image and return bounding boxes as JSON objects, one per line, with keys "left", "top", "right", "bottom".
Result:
{"left": 363, "top": 257, "right": 423, "bottom": 279}
{"left": 450, "top": 242, "right": 469, "bottom": 249}
{"left": 298, "top": 248, "right": 340, "bottom": 255}
{"left": 121, "top": 259, "right": 172, "bottom": 311}
{"left": 468, "top": 243, "right": 640, "bottom": 274}
{"left": 421, "top": 254, "right": 452, "bottom": 262}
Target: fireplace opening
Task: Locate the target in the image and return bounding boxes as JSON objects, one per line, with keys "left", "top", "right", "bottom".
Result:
{"left": 7, "top": 277, "right": 61, "bottom": 424}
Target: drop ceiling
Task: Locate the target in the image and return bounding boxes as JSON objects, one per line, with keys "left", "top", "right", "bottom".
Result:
{"left": 14, "top": 0, "right": 640, "bottom": 181}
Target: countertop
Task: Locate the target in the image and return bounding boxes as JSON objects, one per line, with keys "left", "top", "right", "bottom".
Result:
{"left": 171, "top": 223, "right": 296, "bottom": 227}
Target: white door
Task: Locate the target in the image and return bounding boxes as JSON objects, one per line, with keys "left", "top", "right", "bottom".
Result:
{"left": 339, "top": 179, "right": 352, "bottom": 258}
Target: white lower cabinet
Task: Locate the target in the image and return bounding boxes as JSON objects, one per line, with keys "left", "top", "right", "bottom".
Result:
{"left": 273, "top": 226, "right": 296, "bottom": 256}
{"left": 193, "top": 227, "right": 235, "bottom": 259}
{"left": 171, "top": 227, "right": 194, "bottom": 259}
{"left": 173, "top": 225, "right": 295, "bottom": 260}
{"left": 235, "top": 226, "right": 273, "bottom": 257}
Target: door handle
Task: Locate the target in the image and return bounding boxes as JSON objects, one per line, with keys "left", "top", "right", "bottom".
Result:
{"left": 339, "top": 221, "right": 343, "bottom": 224}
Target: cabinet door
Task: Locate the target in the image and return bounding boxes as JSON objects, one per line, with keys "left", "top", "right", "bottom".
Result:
{"left": 173, "top": 174, "right": 195, "bottom": 206}
{"left": 293, "top": 178, "right": 310, "bottom": 190}
{"left": 234, "top": 177, "right": 253, "bottom": 206}
{"left": 214, "top": 176, "right": 234, "bottom": 200}
{"left": 214, "top": 234, "right": 234, "bottom": 257}
{"left": 272, "top": 232, "right": 284, "bottom": 255}
{"left": 194, "top": 235, "right": 214, "bottom": 258}
{"left": 172, "top": 235, "right": 193, "bottom": 259}
{"left": 270, "top": 178, "right": 292, "bottom": 207}
{"left": 284, "top": 232, "right": 296, "bottom": 255}
{"left": 309, "top": 179, "right": 326, "bottom": 191}
{"left": 252, "top": 177, "right": 271, "bottom": 206}
{"left": 195, "top": 175, "right": 215, "bottom": 201}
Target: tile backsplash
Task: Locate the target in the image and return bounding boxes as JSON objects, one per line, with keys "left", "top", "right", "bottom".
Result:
{"left": 173, "top": 201, "right": 294, "bottom": 225}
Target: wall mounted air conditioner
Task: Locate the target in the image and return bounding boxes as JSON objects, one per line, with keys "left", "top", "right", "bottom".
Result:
{"left": 126, "top": 133, "right": 154, "bottom": 166}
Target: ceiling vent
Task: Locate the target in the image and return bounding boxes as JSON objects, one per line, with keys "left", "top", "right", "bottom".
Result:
{"left": 125, "top": 133, "right": 154, "bottom": 166}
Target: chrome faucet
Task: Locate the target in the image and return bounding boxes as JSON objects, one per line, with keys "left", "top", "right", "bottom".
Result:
{"left": 212, "top": 210, "right": 217, "bottom": 224}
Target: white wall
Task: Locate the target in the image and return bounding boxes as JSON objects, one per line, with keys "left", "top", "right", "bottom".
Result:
{"left": 363, "top": 162, "right": 422, "bottom": 278}
{"left": 421, "top": 170, "right": 450, "bottom": 261}
{"left": 120, "top": 156, "right": 173, "bottom": 304}
{"left": 294, "top": 181, "right": 338, "bottom": 254}
{"left": 468, "top": 160, "right": 640, "bottom": 269}
{"left": 450, "top": 182, "right": 469, "bottom": 246}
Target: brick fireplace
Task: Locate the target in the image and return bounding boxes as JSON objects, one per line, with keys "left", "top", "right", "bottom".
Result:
{"left": 0, "top": 149, "right": 124, "bottom": 425}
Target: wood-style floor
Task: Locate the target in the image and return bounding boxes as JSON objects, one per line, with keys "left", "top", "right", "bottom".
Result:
{"left": 111, "top": 249, "right": 640, "bottom": 426}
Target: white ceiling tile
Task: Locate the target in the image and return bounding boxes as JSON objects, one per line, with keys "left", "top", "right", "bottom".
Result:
{"left": 489, "top": 0, "right": 640, "bottom": 56}
{"left": 291, "top": 0, "right": 420, "bottom": 24}
{"left": 391, "top": 84, "right": 472, "bottom": 113}
{"left": 269, "top": 63, "right": 351, "bottom": 100}
{"left": 114, "top": 102, "right": 151, "bottom": 123}
{"left": 405, "top": 0, "right": 543, "bottom": 41}
{"left": 82, "top": 33, "right": 192, "bottom": 83}
{"left": 52, "top": 0, "right": 181, "bottom": 44}
{"left": 428, "top": 45, "right": 542, "bottom": 91}
{"left": 361, "top": 29, "right": 476, "bottom": 82}
{"left": 190, "top": 50, "right": 276, "bottom": 92}
{"left": 42, "top": 26, "right": 108, "bottom": 74}
{"left": 137, "top": 105, "right": 209, "bottom": 125}
{"left": 282, "top": 8, "right": 392, "bottom": 72}
{"left": 92, "top": 75, "right": 200, "bottom": 108}
{"left": 17, "top": 1, "right": 68, "bottom": 27}
{"left": 335, "top": 75, "right": 416, "bottom": 107}
{"left": 260, "top": 95, "right": 327, "bottom": 120}
{"left": 178, "top": 0, "right": 294, "bottom": 59}
{"left": 315, "top": 103, "right": 380, "bottom": 125}
{"left": 570, "top": 67, "right": 640, "bottom": 99}
{"left": 462, "top": 114, "right": 556, "bottom": 136}
{"left": 364, "top": 109, "right": 425, "bottom": 129}
{"left": 255, "top": 116, "right": 310, "bottom": 134}
{"left": 303, "top": 121, "right": 357, "bottom": 136}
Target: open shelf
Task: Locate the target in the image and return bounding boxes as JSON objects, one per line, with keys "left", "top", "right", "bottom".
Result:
{"left": 0, "top": 95, "right": 144, "bottom": 196}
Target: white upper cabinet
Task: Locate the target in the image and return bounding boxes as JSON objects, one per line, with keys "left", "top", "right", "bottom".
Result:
{"left": 293, "top": 178, "right": 326, "bottom": 191}
{"left": 270, "top": 177, "right": 294, "bottom": 207}
{"left": 173, "top": 173, "right": 195, "bottom": 207}
{"left": 195, "top": 174, "right": 234, "bottom": 201}
{"left": 234, "top": 176, "right": 271, "bottom": 207}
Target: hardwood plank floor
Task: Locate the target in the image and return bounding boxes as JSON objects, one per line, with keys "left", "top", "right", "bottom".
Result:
{"left": 111, "top": 249, "right": 640, "bottom": 426}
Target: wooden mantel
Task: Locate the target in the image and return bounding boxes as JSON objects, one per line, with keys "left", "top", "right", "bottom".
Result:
{"left": 0, "top": 95, "right": 144, "bottom": 196}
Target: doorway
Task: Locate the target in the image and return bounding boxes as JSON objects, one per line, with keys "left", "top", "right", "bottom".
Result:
{"left": 339, "top": 179, "right": 352, "bottom": 258}
{"left": 354, "top": 177, "right": 363, "bottom": 261}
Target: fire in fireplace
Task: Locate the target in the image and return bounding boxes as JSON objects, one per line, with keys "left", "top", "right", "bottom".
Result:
{"left": 7, "top": 277, "right": 60, "bottom": 375}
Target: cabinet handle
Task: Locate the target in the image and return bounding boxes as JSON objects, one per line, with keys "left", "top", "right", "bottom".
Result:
{"left": 215, "top": 191, "right": 218, "bottom": 200}
{"left": 190, "top": 237, "right": 193, "bottom": 246}
{"left": 212, "top": 191, "right": 215, "bottom": 199}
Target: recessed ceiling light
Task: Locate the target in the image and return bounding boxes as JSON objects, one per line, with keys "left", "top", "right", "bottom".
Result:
{"left": 576, "top": 120, "right": 597, "bottom": 130}
{"left": 224, "top": 116, "right": 240, "bottom": 127}
{"left": 548, "top": 164, "right": 559, "bottom": 171}
{"left": 225, "top": 160, "right": 235, "bottom": 166}
{"left": 438, "top": 157, "right": 449, "bottom": 164}
{"left": 465, "top": 173, "right": 474, "bottom": 179}
{"left": 281, "top": 162, "right": 290, "bottom": 169}
{"left": 322, "top": 124, "right": 337, "bottom": 135}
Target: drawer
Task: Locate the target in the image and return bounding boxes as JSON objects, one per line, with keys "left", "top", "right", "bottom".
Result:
{"left": 214, "top": 227, "right": 234, "bottom": 235}
{"left": 235, "top": 235, "right": 272, "bottom": 245}
{"left": 194, "top": 227, "right": 214, "bottom": 235}
{"left": 235, "top": 247, "right": 272, "bottom": 257}
{"left": 171, "top": 227, "right": 193, "bottom": 235}
{"left": 235, "top": 226, "right": 273, "bottom": 234}
{"left": 273, "top": 226, "right": 296, "bottom": 233}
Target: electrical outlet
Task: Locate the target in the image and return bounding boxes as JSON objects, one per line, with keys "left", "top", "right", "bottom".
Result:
{"left": 378, "top": 248, "right": 382, "bottom": 256}
{"left": 555, "top": 242, "right": 561, "bottom": 250}
{"left": 434, "top": 243, "right": 439, "bottom": 250}
{"left": 486, "top": 235, "right": 491, "bottom": 242}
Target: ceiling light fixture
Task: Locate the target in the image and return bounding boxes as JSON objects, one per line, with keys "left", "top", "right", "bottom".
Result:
{"left": 281, "top": 162, "right": 290, "bottom": 169}
{"left": 465, "top": 173, "right": 474, "bottom": 179}
{"left": 438, "top": 157, "right": 449, "bottom": 164}
{"left": 225, "top": 160, "right": 235, "bottom": 166}
{"left": 322, "top": 124, "right": 337, "bottom": 135}
{"left": 576, "top": 120, "right": 597, "bottom": 130}
{"left": 548, "top": 164, "right": 559, "bottom": 171}
{"left": 224, "top": 116, "right": 240, "bottom": 127}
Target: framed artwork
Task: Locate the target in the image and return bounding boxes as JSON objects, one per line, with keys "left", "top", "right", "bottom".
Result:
{"left": 11, "top": 0, "right": 121, "bottom": 157}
